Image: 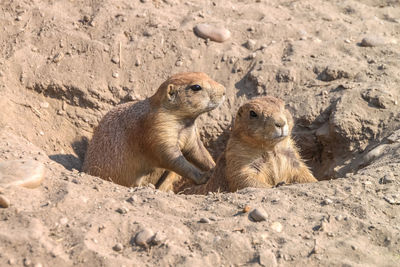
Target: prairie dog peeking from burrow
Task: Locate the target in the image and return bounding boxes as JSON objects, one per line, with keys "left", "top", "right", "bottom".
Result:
{"left": 175, "top": 96, "right": 317, "bottom": 194}
{"left": 83, "top": 72, "right": 226, "bottom": 188}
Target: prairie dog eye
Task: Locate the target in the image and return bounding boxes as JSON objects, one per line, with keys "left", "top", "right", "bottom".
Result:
{"left": 249, "top": 110, "right": 258, "bottom": 118}
{"left": 190, "top": 84, "right": 202, "bottom": 91}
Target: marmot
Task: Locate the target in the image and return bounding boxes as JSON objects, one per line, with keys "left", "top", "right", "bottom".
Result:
{"left": 83, "top": 72, "right": 226, "bottom": 188}
{"left": 175, "top": 96, "right": 317, "bottom": 194}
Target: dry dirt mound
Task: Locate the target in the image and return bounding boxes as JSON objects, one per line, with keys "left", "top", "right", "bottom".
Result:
{"left": 0, "top": 0, "right": 400, "bottom": 266}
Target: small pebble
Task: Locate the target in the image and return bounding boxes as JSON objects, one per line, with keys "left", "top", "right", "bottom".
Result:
{"left": 199, "top": 217, "right": 210, "bottom": 223}
{"left": 40, "top": 102, "right": 49, "bottom": 108}
{"left": 135, "top": 58, "right": 141, "bottom": 66}
{"left": 175, "top": 60, "right": 183, "bottom": 67}
{"left": 116, "top": 207, "right": 129, "bottom": 214}
{"left": 384, "top": 195, "right": 400, "bottom": 205}
{"left": 244, "top": 39, "right": 256, "bottom": 50}
{"left": 113, "top": 243, "right": 123, "bottom": 252}
{"left": 322, "top": 198, "right": 333, "bottom": 205}
{"left": 126, "top": 195, "right": 138, "bottom": 203}
{"left": 249, "top": 208, "right": 268, "bottom": 222}
{"left": 344, "top": 39, "right": 351, "bottom": 43}
{"left": 112, "top": 72, "right": 119, "bottom": 78}
{"left": 194, "top": 24, "right": 231, "bottom": 43}
{"left": 270, "top": 221, "right": 283, "bottom": 233}
{"left": 52, "top": 52, "right": 64, "bottom": 63}
{"left": 0, "top": 195, "right": 10, "bottom": 208}
{"left": 360, "top": 35, "right": 386, "bottom": 47}
{"left": 111, "top": 56, "right": 120, "bottom": 64}
{"left": 379, "top": 174, "right": 394, "bottom": 184}
{"left": 135, "top": 228, "right": 155, "bottom": 246}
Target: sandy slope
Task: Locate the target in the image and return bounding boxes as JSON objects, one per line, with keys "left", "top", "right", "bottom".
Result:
{"left": 0, "top": 0, "right": 399, "bottom": 266}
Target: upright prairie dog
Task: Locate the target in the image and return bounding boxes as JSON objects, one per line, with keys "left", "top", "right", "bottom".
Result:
{"left": 178, "top": 96, "right": 317, "bottom": 194}
{"left": 83, "top": 72, "right": 226, "bottom": 188}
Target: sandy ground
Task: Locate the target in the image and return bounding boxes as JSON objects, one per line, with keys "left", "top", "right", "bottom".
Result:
{"left": 0, "top": 0, "right": 400, "bottom": 266}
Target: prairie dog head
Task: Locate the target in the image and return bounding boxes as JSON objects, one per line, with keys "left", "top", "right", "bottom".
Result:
{"left": 156, "top": 72, "right": 226, "bottom": 118}
{"left": 233, "top": 96, "right": 294, "bottom": 146}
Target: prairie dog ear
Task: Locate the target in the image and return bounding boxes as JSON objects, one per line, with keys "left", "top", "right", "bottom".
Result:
{"left": 167, "top": 84, "right": 178, "bottom": 102}
{"left": 284, "top": 109, "right": 294, "bottom": 128}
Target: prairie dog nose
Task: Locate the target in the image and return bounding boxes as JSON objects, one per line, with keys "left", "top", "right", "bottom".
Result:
{"left": 211, "top": 84, "right": 226, "bottom": 101}
{"left": 274, "top": 118, "right": 289, "bottom": 137}
{"left": 274, "top": 118, "right": 286, "bottom": 128}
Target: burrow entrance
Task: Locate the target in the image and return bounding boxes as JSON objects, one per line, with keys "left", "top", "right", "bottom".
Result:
{"left": 25, "top": 78, "right": 399, "bottom": 184}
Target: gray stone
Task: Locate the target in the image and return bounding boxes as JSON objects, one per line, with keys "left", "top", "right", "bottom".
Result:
{"left": 379, "top": 174, "right": 394, "bottom": 184}
{"left": 135, "top": 228, "right": 155, "bottom": 246}
{"left": 360, "top": 36, "right": 386, "bottom": 47}
{"left": 249, "top": 208, "right": 268, "bottom": 222}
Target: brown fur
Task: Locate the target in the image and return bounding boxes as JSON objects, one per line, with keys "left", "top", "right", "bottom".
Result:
{"left": 83, "top": 72, "right": 226, "bottom": 188}
{"left": 176, "top": 96, "right": 317, "bottom": 194}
